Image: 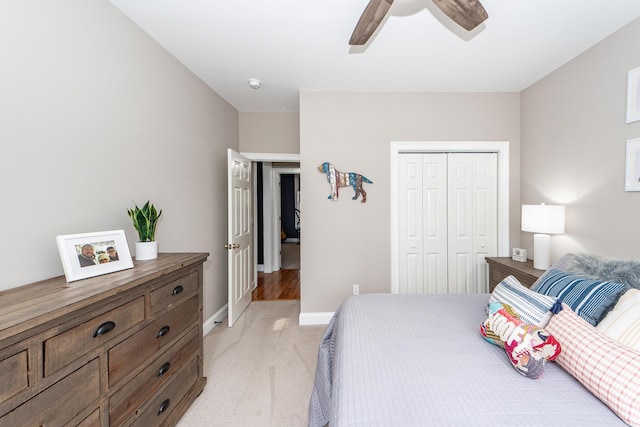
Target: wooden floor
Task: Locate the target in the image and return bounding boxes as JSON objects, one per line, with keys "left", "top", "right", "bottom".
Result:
{"left": 252, "top": 269, "right": 300, "bottom": 300}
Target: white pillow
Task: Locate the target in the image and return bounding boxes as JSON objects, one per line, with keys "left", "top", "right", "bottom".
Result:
{"left": 487, "top": 275, "right": 560, "bottom": 327}
{"left": 597, "top": 289, "right": 640, "bottom": 351}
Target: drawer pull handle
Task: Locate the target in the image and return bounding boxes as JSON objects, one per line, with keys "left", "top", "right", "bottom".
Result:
{"left": 157, "top": 398, "right": 171, "bottom": 415}
{"left": 93, "top": 321, "right": 116, "bottom": 337}
{"left": 172, "top": 285, "right": 184, "bottom": 296}
{"left": 157, "top": 325, "right": 170, "bottom": 338}
{"left": 157, "top": 362, "right": 171, "bottom": 377}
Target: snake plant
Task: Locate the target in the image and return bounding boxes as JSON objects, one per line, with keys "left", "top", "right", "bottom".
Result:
{"left": 127, "top": 201, "right": 162, "bottom": 242}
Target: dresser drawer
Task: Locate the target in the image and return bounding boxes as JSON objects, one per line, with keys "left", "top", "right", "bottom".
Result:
{"left": 0, "top": 358, "right": 100, "bottom": 427}
{"left": 108, "top": 296, "right": 199, "bottom": 387}
{"left": 150, "top": 270, "right": 198, "bottom": 316}
{"left": 109, "top": 326, "right": 199, "bottom": 425}
{"left": 0, "top": 349, "right": 28, "bottom": 404}
{"left": 44, "top": 297, "right": 145, "bottom": 376}
{"left": 77, "top": 408, "right": 101, "bottom": 427}
{"left": 126, "top": 357, "right": 198, "bottom": 427}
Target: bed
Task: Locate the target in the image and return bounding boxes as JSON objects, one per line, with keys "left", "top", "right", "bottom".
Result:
{"left": 309, "top": 253, "right": 640, "bottom": 427}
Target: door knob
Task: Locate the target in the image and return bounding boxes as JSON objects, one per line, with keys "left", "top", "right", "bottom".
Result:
{"left": 224, "top": 243, "right": 240, "bottom": 249}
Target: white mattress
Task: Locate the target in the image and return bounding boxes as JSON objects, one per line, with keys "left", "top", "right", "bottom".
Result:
{"left": 309, "top": 293, "right": 628, "bottom": 427}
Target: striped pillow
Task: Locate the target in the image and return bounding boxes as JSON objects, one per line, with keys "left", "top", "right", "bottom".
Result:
{"left": 597, "top": 289, "right": 640, "bottom": 351}
{"left": 546, "top": 304, "right": 640, "bottom": 426}
{"left": 532, "top": 269, "right": 627, "bottom": 326}
{"left": 488, "top": 275, "right": 561, "bottom": 327}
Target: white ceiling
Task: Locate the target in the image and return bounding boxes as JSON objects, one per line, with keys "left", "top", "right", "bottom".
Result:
{"left": 109, "top": 0, "right": 640, "bottom": 113}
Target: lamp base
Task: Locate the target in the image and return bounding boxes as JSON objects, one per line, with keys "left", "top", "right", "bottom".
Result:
{"left": 532, "top": 234, "right": 551, "bottom": 270}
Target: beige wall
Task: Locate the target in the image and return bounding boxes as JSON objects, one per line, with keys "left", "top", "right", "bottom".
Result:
{"left": 239, "top": 112, "right": 300, "bottom": 153}
{"left": 521, "top": 18, "right": 640, "bottom": 261}
{"left": 0, "top": 1, "right": 238, "bottom": 323}
{"left": 6, "top": 2, "right": 638, "bottom": 324}
{"left": 299, "top": 92, "right": 520, "bottom": 313}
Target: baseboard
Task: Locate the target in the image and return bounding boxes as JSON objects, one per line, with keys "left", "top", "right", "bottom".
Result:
{"left": 203, "top": 303, "right": 228, "bottom": 336}
{"left": 206, "top": 306, "right": 331, "bottom": 328}
{"left": 299, "top": 311, "right": 334, "bottom": 326}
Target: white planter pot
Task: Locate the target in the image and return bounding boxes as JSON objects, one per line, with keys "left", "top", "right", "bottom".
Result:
{"left": 135, "top": 241, "right": 158, "bottom": 261}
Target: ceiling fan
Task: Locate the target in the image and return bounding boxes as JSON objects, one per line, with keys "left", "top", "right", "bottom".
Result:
{"left": 349, "top": 0, "right": 488, "bottom": 45}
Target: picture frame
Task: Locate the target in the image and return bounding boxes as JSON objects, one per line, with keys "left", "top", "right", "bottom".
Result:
{"left": 625, "top": 138, "right": 640, "bottom": 192}
{"left": 627, "top": 66, "right": 640, "bottom": 124}
{"left": 56, "top": 230, "right": 134, "bottom": 282}
{"left": 512, "top": 248, "right": 527, "bottom": 262}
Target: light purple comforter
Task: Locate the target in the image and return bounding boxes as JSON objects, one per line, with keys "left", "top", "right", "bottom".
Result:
{"left": 309, "top": 293, "right": 628, "bottom": 427}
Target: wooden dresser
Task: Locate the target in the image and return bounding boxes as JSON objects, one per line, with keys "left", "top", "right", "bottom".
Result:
{"left": 0, "top": 252, "right": 208, "bottom": 426}
{"left": 485, "top": 256, "right": 544, "bottom": 292}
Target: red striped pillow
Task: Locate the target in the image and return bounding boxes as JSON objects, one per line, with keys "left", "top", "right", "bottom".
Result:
{"left": 546, "top": 304, "right": 640, "bottom": 426}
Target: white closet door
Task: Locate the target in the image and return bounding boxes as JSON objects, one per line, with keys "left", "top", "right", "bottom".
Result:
{"left": 398, "top": 154, "right": 447, "bottom": 293}
{"left": 447, "top": 153, "right": 497, "bottom": 294}
{"left": 423, "top": 154, "right": 448, "bottom": 293}
{"left": 398, "top": 152, "right": 497, "bottom": 294}
{"left": 398, "top": 154, "right": 424, "bottom": 293}
{"left": 471, "top": 153, "right": 498, "bottom": 292}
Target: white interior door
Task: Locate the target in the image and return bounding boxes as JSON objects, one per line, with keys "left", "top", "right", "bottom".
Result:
{"left": 227, "top": 149, "right": 253, "bottom": 327}
{"left": 398, "top": 152, "right": 497, "bottom": 294}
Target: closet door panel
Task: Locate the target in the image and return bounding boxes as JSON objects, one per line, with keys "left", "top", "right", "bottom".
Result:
{"left": 399, "top": 154, "right": 424, "bottom": 293}
{"left": 471, "top": 153, "right": 498, "bottom": 293}
{"left": 448, "top": 155, "right": 473, "bottom": 293}
{"left": 423, "top": 154, "right": 448, "bottom": 293}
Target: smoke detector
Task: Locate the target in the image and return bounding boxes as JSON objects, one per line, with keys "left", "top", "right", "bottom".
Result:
{"left": 248, "top": 78, "right": 262, "bottom": 89}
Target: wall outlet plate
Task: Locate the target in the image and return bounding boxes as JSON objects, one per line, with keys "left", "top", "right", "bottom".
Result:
{"left": 512, "top": 248, "right": 527, "bottom": 262}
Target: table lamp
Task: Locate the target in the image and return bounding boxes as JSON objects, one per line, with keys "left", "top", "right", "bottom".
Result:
{"left": 521, "top": 204, "right": 565, "bottom": 270}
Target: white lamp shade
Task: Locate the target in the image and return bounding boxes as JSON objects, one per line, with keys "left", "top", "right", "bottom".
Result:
{"left": 521, "top": 204, "right": 565, "bottom": 234}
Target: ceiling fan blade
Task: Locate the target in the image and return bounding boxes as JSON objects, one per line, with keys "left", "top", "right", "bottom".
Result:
{"left": 431, "top": 0, "right": 488, "bottom": 31}
{"left": 349, "top": 0, "right": 395, "bottom": 46}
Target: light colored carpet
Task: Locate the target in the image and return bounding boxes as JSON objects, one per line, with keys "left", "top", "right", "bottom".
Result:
{"left": 177, "top": 300, "right": 325, "bottom": 427}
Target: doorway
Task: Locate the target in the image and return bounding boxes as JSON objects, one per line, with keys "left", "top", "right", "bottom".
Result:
{"left": 241, "top": 153, "right": 301, "bottom": 301}
{"left": 253, "top": 167, "right": 301, "bottom": 301}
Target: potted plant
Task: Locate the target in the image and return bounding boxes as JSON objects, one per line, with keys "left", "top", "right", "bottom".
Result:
{"left": 127, "top": 200, "right": 162, "bottom": 260}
